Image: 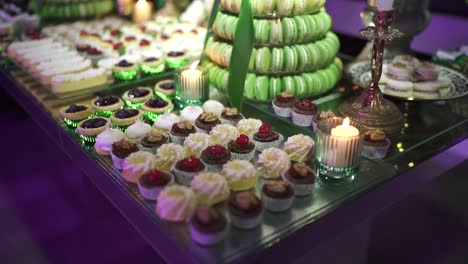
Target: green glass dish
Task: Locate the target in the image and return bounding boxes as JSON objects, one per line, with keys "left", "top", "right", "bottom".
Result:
{"left": 62, "top": 117, "right": 84, "bottom": 128}
{"left": 94, "top": 110, "right": 115, "bottom": 118}
{"left": 80, "top": 134, "right": 97, "bottom": 144}
{"left": 140, "top": 64, "right": 165, "bottom": 75}
{"left": 166, "top": 58, "right": 188, "bottom": 69}
{"left": 113, "top": 70, "right": 139, "bottom": 81}
{"left": 144, "top": 106, "right": 174, "bottom": 123}
{"left": 113, "top": 124, "right": 131, "bottom": 132}
{"left": 124, "top": 100, "right": 144, "bottom": 110}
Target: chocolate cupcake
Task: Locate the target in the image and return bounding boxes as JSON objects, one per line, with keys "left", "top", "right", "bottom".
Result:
{"left": 282, "top": 162, "right": 316, "bottom": 196}
{"left": 261, "top": 181, "right": 294, "bottom": 212}
{"left": 312, "top": 111, "right": 336, "bottom": 132}
{"left": 228, "top": 191, "right": 263, "bottom": 230}
{"left": 172, "top": 156, "right": 207, "bottom": 186}
{"left": 110, "top": 139, "right": 138, "bottom": 169}
{"left": 272, "top": 92, "right": 296, "bottom": 117}
{"left": 170, "top": 121, "right": 196, "bottom": 144}
{"left": 201, "top": 145, "right": 231, "bottom": 172}
{"left": 252, "top": 124, "right": 283, "bottom": 152}
{"left": 220, "top": 107, "right": 243, "bottom": 126}
{"left": 361, "top": 130, "right": 391, "bottom": 160}
{"left": 189, "top": 207, "right": 228, "bottom": 246}
{"left": 137, "top": 131, "right": 168, "bottom": 153}
{"left": 228, "top": 134, "right": 256, "bottom": 161}
{"left": 291, "top": 99, "right": 318, "bottom": 127}
{"left": 195, "top": 112, "right": 221, "bottom": 133}
{"left": 138, "top": 169, "right": 174, "bottom": 200}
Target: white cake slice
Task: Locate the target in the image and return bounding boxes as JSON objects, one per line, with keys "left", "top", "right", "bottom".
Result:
{"left": 51, "top": 68, "right": 108, "bottom": 94}
{"left": 7, "top": 38, "right": 54, "bottom": 58}
{"left": 39, "top": 59, "right": 92, "bottom": 85}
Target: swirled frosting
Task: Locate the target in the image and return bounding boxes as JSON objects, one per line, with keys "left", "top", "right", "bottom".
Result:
{"left": 210, "top": 124, "right": 239, "bottom": 147}
{"left": 156, "top": 185, "right": 197, "bottom": 222}
{"left": 236, "top": 118, "right": 262, "bottom": 136}
{"left": 191, "top": 172, "right": 230, "bottom": 206}
{"left": 180, "top": 105, "right": 204, "bottom": 123}
{"left": 202, "top": 100, "right": 224, "bottom": 116}
{"left": 183, "top": 133, "right": 211, "bottom": 157}
{"left": 154, "top": 143, "right": 186, "bottom": 172}
{"left": 257, "top": 147, "right": 290, "bottom": 179}
{"left": 221, "top": 160, "right": 257, "bottom": 191}
{"left": 284, "top": 134, "right": 315, "bottom": 162}
{"left": 153, "top": 111, "right": 180, "bottom": 131}
{"left": 123, "top": 151, "right": 156, "bottom": 174}
{"left": 96, "top": 127, "right": 124, "bottom": 152}
{"left": 125, "top": 119, "right": 152, "bottom": 140}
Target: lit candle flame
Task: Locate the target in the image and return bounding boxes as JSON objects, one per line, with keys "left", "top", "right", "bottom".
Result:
{"left": 190, "top": 60, "right": 200, "bottom": 70}
{"left": 343, "top": 117, "right": 350, "bottom": 127}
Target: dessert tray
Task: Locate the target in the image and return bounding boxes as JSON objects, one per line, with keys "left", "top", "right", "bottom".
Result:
{"left": 348, "top": 60, "right": 468, "bottom": 101}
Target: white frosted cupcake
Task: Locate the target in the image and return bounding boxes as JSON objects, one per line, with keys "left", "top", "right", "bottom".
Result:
{"left": 191, "top": 172, "right": 230, "bottom": 206}
{"left": 156, "top": 185, "right": 197, "bottom": 222}
{"left": 284, "top": 134, "right": 315, "bottom": 162}
{"left": 257, "top": 148, "right": 290, "bottom": 187}
{"left": 154, "top": 143, "right": 186, "bottom": 172}
{"left": 138, "top": 169, "right": 175, "bottom": 200}
{"left": 189, "top": 207, "right": 228, "bottom": 246}
{"left": 252, "top": 124, "right": 284, "bottom": 152}
{"left": 221, "top": 160, "right": 257, "bottom": 191}
{"left": 184, "top": 133, "right": 212, "bottom": 157}
{"left": 124, "top": 119, "right": 152, "bottom": 143}
{"left": 95, "top": 127, "right": 124, "bottom": 155}
{"left": 210, "top": 124, "right": 239, "bottom": 147}
{"left": 180, "top": 105, "right": 204, "bottom": 123}
{"left": 202, "top": 100, "right": 224, "bottom": 116}
{"left": 261, "top": 180, "right": 294, "bottom": 212}
{"left": 121, "top": 151, "right": 156, "bottom": 183}
{"left": 236, "top": 118, "right": 262, "bottom": 137}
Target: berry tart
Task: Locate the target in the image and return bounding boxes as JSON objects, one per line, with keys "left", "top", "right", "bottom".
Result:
{"left": 228, "top": 191, "right": 263, "bottom": 230}
{"left": 110, "top": 109, "right": 143, "bottom": 131}
{"left": 261, "top": 180, "right": 294, "bottom": 212}
{"left": 252, "top": 124, "right": 284, "bottom": 152}
{"left": 282, "top": 162, "right": 316, "bottom": 196}
{"left": 142, "top": 97, "right": 174, "bottom": 122}
{"left": 195, "top": 112, "right": 221, "bottom": 133}
{"left": 59, "top": 104, "right": 93, "bottom": 128}
{"left": 122, "top": 87, "right": 153, "bottom": 109}
{"left": 201, "top": 145, "right": 231, "bottom": 172}
{"left": 112, "top": 59, "right": 139, "bottom": 81}
{"left": 272, "top": 91, "right": 296, "bottom": 117}
{"left": 166, "top": 50, "right": 188, "bottom": 68}
{"left": 361, "top": 130, "right": 391, "bottom": 159}
{"left": 110, "top": 139, "right": 139, "bottom": 170}
{"left": 291, "top": 99, "right": 318, "bottom": 127}
{"left": 77, "top": 117, "right": 110, "bottom": 144}
{"left": 86, "top": 47, "right": 104, "bottom": 64}
{"left": 170, "top": 121, "right": 196, "bottom": 145}
{"left": 228, "top": 134, "right": 256, "bottom": 161}
{"left": 220, "top": 107, "right": 243, "bottom": 126}
{"left": 189, "top": 207, "right": 228, "bottom": 246}
{"left": 92, "top": 96, "right": 124, "bottom": 117}
{"left": 173, "top": 156, "right": 207, "bottom": 186}
{"left": 154, "top": 79, "right": 175, "bottom": 100}
{"left": 138, "top": 169, "right": 174, "bottom": 200}
{"left": 140, "top": 57, "right": 165, "bottom": 75}
{"left": 137, "top": 130, "right": 168, "bottom": 154}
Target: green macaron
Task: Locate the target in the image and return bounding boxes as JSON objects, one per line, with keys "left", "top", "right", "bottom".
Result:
{"left": 225, "top": 17, "right": 238, "bottom": 39}
{"left": 283, "top": 46, "right": 298, "bottom": 72}
{"left": 277, "top": 0, "right": 294, "bottom": 16}
{"left": 314, "top": 41, "right": 330, "bottom": 68}
{"left": 305, "top": 43, "right": 319, "bottom": 71}
{"left": 264, "top": 0, "right": 276, "bottom": 14}
{"left": 302, "top": 73, "right": 314, "bottom": 96}
{"left": 269, "top": 77, "right": 282, "bottom": 98}
{"left": 248, "top": 48, "right": 257, "bottom": 71}
{"left": 215, "top": 69, "right": 228, "bottom": 92}
{"left": 293, "top": 75, "right": 307, "bottom": 97}
{"left": 271, "top": 47, "right": 284, "bottom": 73}
{"left": 282, "top": 76, "right": 295, "bottom": 94}
{"left": 252, "top": 0, "right": 265, "bottom": 16}
{"left": 223, "top": 15, "right": 236, "bottom": 39}
{"left": 294, "top": 0, "right": 308, "bottom": 15}
{"left": 244, "top": 73, "right": 257, "bottom": 99}
{"left": 294, "top": 16, "right": 308, "bottom": 44}
{"left": 256, "top": 47, "right": 272, "bottom": 74}
{"left": 295, "top": 45, "right": 310, "bottom": 72}
{"left": 309, "top": 72, "right": 323, "bottom": 97}
{"left": 209, "top": 66, "right": 221, "bottom": 85}
{"left": 255, "top": 20, "right": 271, "bottom": 44}
{"left": 270, "top": 20, "right": 284, "bottom": 44}
{"left": 255, "top": 76, "right": 269, "bottom": 100}
{"left": 282, "top": 17, "right": 297, "bottom": 44}
{"left": 221, "top": 45, "right": 233, "bottom": 67}
{"left": 322, "top": 12, "right": 332, "bottom": 33}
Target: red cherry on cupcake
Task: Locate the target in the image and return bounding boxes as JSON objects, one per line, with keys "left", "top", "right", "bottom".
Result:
{"left": 161, "top": 34, "right": 170, "bottom": 40}
{"left": 258, "top": 124, "right": 271, "bottom": 135}
{"left": 183, "top": 156, "right": 200, "bottom": 169}
{"left": 113, "top": 42, "right": 123, "bottom": 50}
{"left": 125, "top": 36, "right": 136, "bottom": 41}
{"left": 111, "top": 29, "right": 121, "bottom": 36}
{"left": 87, "top": 47, "right": 102, "bottom": 55}
{"left": 236, "top": 134, "right": 249, "bottom": 145}
{"left": 147, "top": 170, "right": 162, "bottom": 183}
{"left": 301, "top": 99, "right": 312, "bottom": 108}
{"left": 175, "top": 29, "right": 184, "bottom": 34}
{"left": 80, "top": 30, "right": 88, "bottom": 36}
{"left": 140, "top": 39, "right": 150, "bottom": 46}
{"left": 139, "top": 26, "right": 146, "bottom": 32}
{"left": 210, "top": 145, "right": 226, "bottom": 155}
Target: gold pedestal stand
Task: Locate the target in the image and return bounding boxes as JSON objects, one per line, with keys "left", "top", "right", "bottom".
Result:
{"left": 337, "top": 10, "right": 404, "bottom": 134}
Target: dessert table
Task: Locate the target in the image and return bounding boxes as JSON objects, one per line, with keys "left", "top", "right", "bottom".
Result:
{"left": 1, "top": 45, "right": 467, "bottom": 263}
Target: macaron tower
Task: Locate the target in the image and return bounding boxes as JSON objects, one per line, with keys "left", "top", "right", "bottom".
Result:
{"left": 204, "top": 0, "right": 343, "bottom": 100}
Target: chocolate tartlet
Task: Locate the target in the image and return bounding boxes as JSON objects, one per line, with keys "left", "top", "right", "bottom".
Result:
{"left": 201, "top": 145, "right": 231, "bottom": 167}
{"left": 364, "top": 130, "right": 388, "bottom": 147}
{"left": 253, "top": 124, "right": 279, "bottom": 143}
{"left": 273, "top": 91, "right": 296, "bottom": 108}
{"left": 140, "top": 131, "right": 168, "bottom": 149}
{"left": 139, "top": 169, "right": 172, "bottom": 188}
{"left": 195, "top": 112, "right": 221, "bottom": 132}
{"left": 111, "top": 140, "right": 138, "bottom": 159}
{"left": 228, "top": 134, "right": 255, "bottom": 154}
{"left": 292, "top": 99, "right": 318, "bottom": 116}
{"left": 191, "top": 207, "right": 227, "bottom": 234}
{"left": 284, "top": 162, "right": 316, "bottom": 185}
{"left": 170, "top": 121, "right": 196, "bottom": 137}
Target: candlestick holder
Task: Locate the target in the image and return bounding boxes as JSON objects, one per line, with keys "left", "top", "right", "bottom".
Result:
{"left": 174, "top": 65, "right": 209, "bottom": 109}
{"left": 337, "top": 10, "right": 404, "bottom": 134}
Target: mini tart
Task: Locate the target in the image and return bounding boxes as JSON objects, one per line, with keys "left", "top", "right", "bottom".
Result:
{"left": 110, "top": 109, "right": 143, "bottom": 128}
{"left": 92, "top": 96, "right": 124, "bottom": 114}
{"left": 140, "top": 57, "right": 165, "bottom": 75}
{"left": 228, "top": 191, "right": 263, "bottom": 230}
{"left": 166, "top": 51, "right": 188, "bottom": 68}
{"left": 154, "top": 79, "right": 176, "bottom": 97}
{"left": 142, "top": 97, "right": 174, "bottom": 114}
{"left": 77, "top": 117, "right": 110, "bottom": 143}
{"left": 60, "top": 104, "right": 93, "bottom": 127}
{"left": 190, "top": 207, "right": 228, "bottom": 246}
{"left": 122, "top": 87, "right": 153, "bottom": 107}
{"left": 112, "top": 59, "right": 139, "bottom": 80}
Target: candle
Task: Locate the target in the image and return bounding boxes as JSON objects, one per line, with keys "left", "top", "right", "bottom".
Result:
{"left": 181, "top": 60, "right": 202, "bottom": 96}
{"left": 175, "top": 60, "right": 209, "bottom": 107}
{"left": 376, "top": 0, "right": 394, "bottom": 10}
{"left": 133, "top": 0, "right": 153, "bottom": 24}
{"left": 331, "top": 117, "right": 359, "bottom": 137}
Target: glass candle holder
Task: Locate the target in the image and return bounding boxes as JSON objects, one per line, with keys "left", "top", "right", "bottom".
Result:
{"left": 175, "top": 65, "right": 209, "bottom": 108}
{"left": 315, "top": 117, "right": 364, "bottom": 182}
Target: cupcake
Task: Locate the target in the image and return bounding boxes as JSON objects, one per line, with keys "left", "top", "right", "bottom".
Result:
{"left": 184, "top": 133, "right": 212, "bottom": 157}
{"left": 153, "top": 111, "right": 180, "bottom": 132}
{"left": 283, "top": 134, "right": 315, "bottom": 162}
{"left": 86, "top": 47, "right": 105, "bottom": 64}
{"left": 60, "top": 104, "right": 93, "bottom": 128}
{"left": 110, "top": 140, "right": 139, "bottom": 170}
{"left": 261, "top": 181, "right": 294, "bottom": 212}
{"left": 228, "top": 134, "right": 256, "bottom": 161}
{"left": 221, "top": 160, "right": 257, "bottom": 191}
{"left": 122, "top": 87, "right": 153, "bottom": 109}
{"left": 282, "top": 162, "right": 316, "bottom": 196}
{"left": 195, "top": 112, "right": 221, "bottom": 133}
{"left": 142, "top": 97, "right": 174, "bottom": 123}
{"left": 236, "top": 118, "right": 262, "bottom": 137}
{"left": 141, "top": 57, "right": 165, "bottom": 75}
{"left": 124, "top": 119, "right": 152, "bottom": 143}
{"left": 189, "top": 207, "right": 228, "bottom": 246}
{"left": 252, "top": 124, "right": 284, "bottom": 152}
{"left": 202, "top": 100, "right": 224, "bottom": 116}
{"left": 228, "top": 191, "right": 263, "bottom": 230}
{"left": 414, "top": 62, "right": 439, "bottom": 82}
{"left": 154, "top": 143, "right": 186, "bottom": 172}
{"left": 291, "top": 99, "right": 318, "bottom": 127}
{"left": 361, "top": 130, "right": 391, "bottom": 159}
{"left": 138, "top": 169, "right": 174, "bottom": 200}
{"left": 386, "top": 62, "right": 412, "bottom": 81}
{"left": 138, "top": 130, "right": 168, "bottom": 153}
{"left": 156, "top": 185, "right": 197, "bottom": 222}
{"left": 312, "top": 111, "right": 336, "bottom": 132}
{"left": 121, "top": 151, "right": 156, "bottom": 183}
{"left": 110, "top": 109, "right": 143, "bottom": 131}
{"left": 180, "top": 105, "right": 204, "bottom": 123}
{"left": 112, "top": 59, "right": 139, "bottom": 81}
{"left": 257, "top": 148, "right": 290, "bottom": 184}
{"left": 76, "top": 117, "right": 110, "bottom": 144}
{"left": 95, "top": 127, "right": 124, "bottom": 155}
{"left": 170, "top": 121, "right": 196, "bottom": 145}
{"left": 154, "top": 79, "right": 175, "bottom": 100}
{"left": 92, "top": 96, "right": 124, "bottom": 117}
{"left": 201, "top": 145, "right": 231, "bottom": 172}
{"left": 272, "top": 91, "right": 296, "bottom": 117}
{"left": 191, "top": 172, "right": 230, "bottom": 206}
{"left": 210, "top": 124, "right": 239, "bottom": 147}
{"left": 220, "top": 107, "right": 243, "bottom": 126}
{"left": 173, "top": 156, "right": 207, "bottom": 186}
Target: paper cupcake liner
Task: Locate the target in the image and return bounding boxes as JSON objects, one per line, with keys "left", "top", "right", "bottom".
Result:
{"left": 195, "top": 126, "right": 210, "bottom": 134}
{"left": 291, "top": 111, "right": 314, "bottom": 127}
{"left": 169, "top": 133, "right": 186, "bottom": 145}
{"left": 110, "top": 152, "right": 126, "bottom": 170}
{"left": 230, "top": 150, "right": 255, "bottom": 161}
{"left": 203, "top": 162, "right": 223, "bottom": 173}
{"left": 253, "top": 133, "right": 284, "bottom": 152}
{"left": 137, "top": 142, "right": 158, "bottom": 154}
{"left": 361, "top": 139, "right": 391, "bottom": 160}
{"left": 261, "top": 193, "right": 294, "bottom": 213}
{"left": 272, "top": 102, "right": 292, "bottom": 117}
{"left": 229, "top": 211, "right": 263, "bottom": 230}
{"left": 172, "top": 166, "right": 206, "bottom": 186}
{"left": 282, "top": 172, "right": 315, "bottom": 196}
{"left": 189, "top": 222, "right": 228, "bottom": 246}
{"left": 257, "top": 176, "right": 282, "bottom": 191}
{"left": 220, "top": 114, "right": 244, "bottom": 126}
{"left": 137, "top": 174, "right": 174, "bottom": 200}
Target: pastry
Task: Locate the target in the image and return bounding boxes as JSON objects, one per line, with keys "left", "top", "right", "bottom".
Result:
{"left": 154, "top": 143, "right": 186, "bottom": 172}
{"left": 154, "top": 79, "right": 175, "bottom": 100}
{"left": 210, "top": 124, "right": 239, "bottom": 147}
{"left": 59, "top": 104, "right": 93, "bottom": 128}
{"left": 166, "top": 50, "right": 188, "bottom": 68}
{"left": 386, "top": 62, "right": 412, "bottom": 81}
{"left": 140, "top": 57, "right": 165, "bottom": 75}
{"left": 312, "top": 110, "right": 335, "bottom": 132}
{"left": 195, "top": 112, "right": 221, "bottom": 133}
{"left": 76, "top": 117, "right": 110, "bottom": 144}
{"left": 291, "top": 99, "right": 317, "bottom": 127}
{"left": 110, "top": 139, "right": 139, "bottom": 170}
{"left": 51, "top": 68, "right": 108, "bottom": 95}
{"left": 95, "top": 127, "right": 124, "bottom": 155}
{"left": 121, "top": 151, "right": 156, "bottom": 183}
{"left": 112, "top": 59, "right": 139, "bottom": 81}
{"left": 191, "top": 172, "right": 230, "bottom": 206}
{"left": 252, "top": 124, "right": 284, "bottom": 152}
{"left": 110, "top": 109, "right": 143, "bottom": 131}
{"left": 220, "top": 107, "right": 243, "bottom": 126}
{"left": 142, "top": 97, "right": 174, "bottom": 122}
{"left": 261, "top": 180, "right": 294, "bottom": 212}
{"left": 413, "top": 81, "right": 442, "bottom": 100}
{"left": 282, "top": 162, "right": 316, "bottom": 196}
{"left": 228, "top": 134, "right": 256, "bottom": 161}
{"left": 361, "top": 130, "right": 391, "bottom": 160}
{"left": 201, "top": 145, "right": 231, "bottom": 172}
{"left": 272, "top": 91, "right": 296, "bottom": 117}
{"left": 393, "top": 54, "right": 421, "bottom": 69}
{"left": 283, "top": 134, "right": 315, "bottom": 162}
{"left": 384, "top": 78, "right": 413, "bottom": 98}
{"left": 92, "top": 96, "right": 124, "bottom": 117}
{"left": 156, "top": 185, "right": 196, "bottom": 222}
{"left": 228, "top": 191, "right": 263, "bottom": 230}
{"left": 39, "top": 59, "right": 92, "bottom": 86}
{"left": 236, "top": 118, "right": 262, "bottom": 137}
{"left": 138, "top": 169, "right": 175, "bottom": 200}
{"left": 173, "top": 156, "right": 207, "bottom": 186}
{"left": 180, "top": 105, "right": 204, "bottom": 123}
{"left": 221, "top": 160, "right": 257, "bottom": 191}
{"left": 257, "top": 147, "right": 290, "bottom": 181}
{"left": 189, "top": 207, "right": 228, "bottom": 246}
{"left": 122, "top": 87, "right": 153, "bottom": 109}
{"left": 414, "top": 62, "right": 439, "bottom": 82}
{"left": 170, "top": 121, "right": 197, "bottom": 145}
{"left": 124, "top": 119, "right": 152, "bottom": 143}
{"left": 202, "top": 100, "right": 224, "bottom": 117}
{"left": 183, "top": 132, "right": 212, "bottom": 157}
{"left": 153, "top": 111, "right": 180, "bottom": 132}
{"left": 138, "top": 130, "right": 168, "bottom": 154}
